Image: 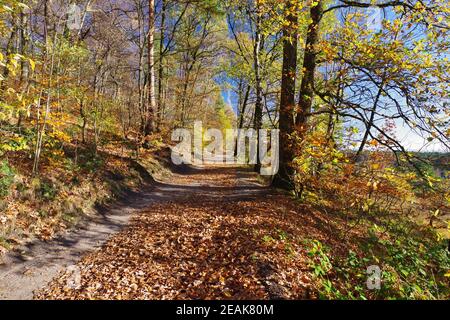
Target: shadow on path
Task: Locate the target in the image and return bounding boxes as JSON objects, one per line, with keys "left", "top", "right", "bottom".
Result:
{"left": 0, "top": 165, "right": 270, "bottom": 300}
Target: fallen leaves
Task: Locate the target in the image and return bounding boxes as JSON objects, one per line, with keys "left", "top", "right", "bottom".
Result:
{"left": 35, "top": 167, "right": 356, "bottom": 300}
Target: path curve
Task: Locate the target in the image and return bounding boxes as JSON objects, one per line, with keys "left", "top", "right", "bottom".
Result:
{"left": 0, "top": 165, "right": 268, "bottom": 300}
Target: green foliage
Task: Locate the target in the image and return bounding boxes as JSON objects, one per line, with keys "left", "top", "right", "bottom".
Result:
{"left": 262, "top": 229, "right": 295, "bottom": 257}
{"left": 215, "top": 95, "right": 233, "bottom": 131}
{"left": 0, "top": 236, "right": 12, "bottom": 250}
{"left": 305, "top": 240, "right": 345, "bottom": 299}
{"left": 0, "top": 133, "right": 29, "bottom": 155}
{"left": 38, "top": 181, "right": 57, "bottom": 201}
{"left": 291, "top": 128, "right": 347, "bottom": 198}
{"left": 78, "top": 152, "right": 105, "bottom": 173}
{"left": 262, "top": 234, "right": 276, "bottom": 244}
{"left": 306, "top": 225, "right": 450, "bottom": 300}
{"left": 366, "top": 223, "right": 450, "bottom": 299}
{"left": 0, "top": 160, "right": 15, "bottom": 198}
{"left": 307, "top": 240, "right": 333, "bottom": 278}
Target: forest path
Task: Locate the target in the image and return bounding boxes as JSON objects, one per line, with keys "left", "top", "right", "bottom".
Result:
{"left": 0, "top": 165, "right": 284, "bottom": 300}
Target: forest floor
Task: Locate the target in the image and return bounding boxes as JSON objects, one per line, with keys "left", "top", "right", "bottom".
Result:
{"left": 0, "top": 164, "right": 356, "bottom": 300}
{"left": 1, "top": 163, "right": 447, "bottom": 300}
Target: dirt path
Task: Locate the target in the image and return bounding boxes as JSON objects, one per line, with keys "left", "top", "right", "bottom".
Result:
{"left": 0, "top": 175, "right": 163, "bottom": 300}
{"left": 1, "top": 165, "right": 338, "bottom": 300}
{"left": 0, "top": 166, "right": 273, "bottom": 299}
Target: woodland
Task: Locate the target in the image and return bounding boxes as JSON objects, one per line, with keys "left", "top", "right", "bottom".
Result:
{"left": 0, "top": 0, "right": 449, "bottom": 300}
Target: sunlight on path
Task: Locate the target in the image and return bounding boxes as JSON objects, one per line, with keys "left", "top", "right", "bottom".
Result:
{"left": 33, "top": 166, "right": 316, "bottom": 300}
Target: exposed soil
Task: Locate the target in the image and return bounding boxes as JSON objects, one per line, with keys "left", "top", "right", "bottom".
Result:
{"left": 1, "top": 165, "right": 358, "bottom": 300}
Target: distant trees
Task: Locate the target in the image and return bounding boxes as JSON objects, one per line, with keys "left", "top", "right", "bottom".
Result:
{"left": 0, "top": 0, "right": 448, "bottom": 180}
{"left": 0, "top": 0, "right": 236, "bottom": 174}
{"left": 224, "top": 0, "right": 283, "bottom": 171}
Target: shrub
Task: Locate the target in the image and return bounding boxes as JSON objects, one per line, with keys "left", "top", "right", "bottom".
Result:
{"left": 0, "top": 160, "right": 15, "bottom": 198}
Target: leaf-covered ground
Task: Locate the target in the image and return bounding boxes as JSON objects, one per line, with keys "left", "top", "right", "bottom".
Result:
{"left": 35, "top": 166, "right": 361, "bottom": 300}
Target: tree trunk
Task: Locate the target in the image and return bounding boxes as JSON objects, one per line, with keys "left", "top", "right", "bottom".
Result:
{"left": 253, "top": 0, "right": 263, "bottom": 173}
{"left": 145, "top": 0, "right": 156, "bottom": 135}
{"left": 43, "top": 0, "right": 49, "bottom": 47}
{"left": 272, "top": 0, "right": 298, "bottom": 189}
{"left": 239, "top": 85, "right": 251, "bottom": 130}
{"left": 80, "top": 98, "right": 87, "bottom": 144}
{"left": 235, "top": 84, "right": 251, "bottom": 156}
{"left": 138, "top": 6, "right": 145, "bottom": 134}
{"left": 157, "top": 0, "right": 166, "bottom": 130}
{"left": 295, "top": 1, "right": 323, "bottom": 130}
{"left": 33, "top": 31, "right": 57, "bottom": 175}
{"left": 19, "top": 11, "right": 27, "bottom": 85}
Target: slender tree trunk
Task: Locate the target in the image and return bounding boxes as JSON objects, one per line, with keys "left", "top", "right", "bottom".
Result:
{"left": 157, "top": 0, "right": 166, "bottom": 130}
{"left": 43, "top": 0, "right": 49, "bottom": 47}
{"left": 180, "top": 55, "right": 198, "bottom": 126}
{"left": 295, "top": 1, "right": 323, "bottom": 130}
{"left": 253, "top": 0, "right": 263, "bottom": 173}
{"left": 19, "top": 11, "right": 27, "bottom": 85}
{"left": 137, "top": 5, "right": 146, "bottom": 135}
{"left": 235, "top": 84, "right": 251, "bottom": 156}
{"left": 239, "top": 85, "right": 251, "bottom": 130}
{"left": 77, "top": 0, "right": 93, "bottom": 42}
{"left": 145, "top": 0, "right": 156, "bottom": 135}
{"left": 180, "top": 64, "right": 190, "bottom": 126}
{"left": 80, "top": 98, "right": 87, "bottom": 143}
{"left": 33, "top": 32, "right": 57, "bottom": 175}
{"left": 272, "top": 0, "right": 298, "bottom": 189}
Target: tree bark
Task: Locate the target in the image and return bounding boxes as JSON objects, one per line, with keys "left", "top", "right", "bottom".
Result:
{"left": 235, "top": 84, "right": 251, "bottom": 156}
{"left": 145, "top": 0, "right": 156, "bottom": 135}
{"left": 137, "top": 4, "right": 146, "bottom": 134}
{"left": 272, "top": 0, "right": 298, "bottom": 189}
{"left": 33, "top": 31, "right": 58, "bottom": 175}
{"left": 19, "top": 11, "right": 27, "bottom": 85}
{"left": 157, "top": 0, "right": 166, "bottom": 130}
{"left": 295, "top": 1, "right": 323, "bottom": 130}
{"left": 253, "top": 0, "right": 263, "bottom": 173}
